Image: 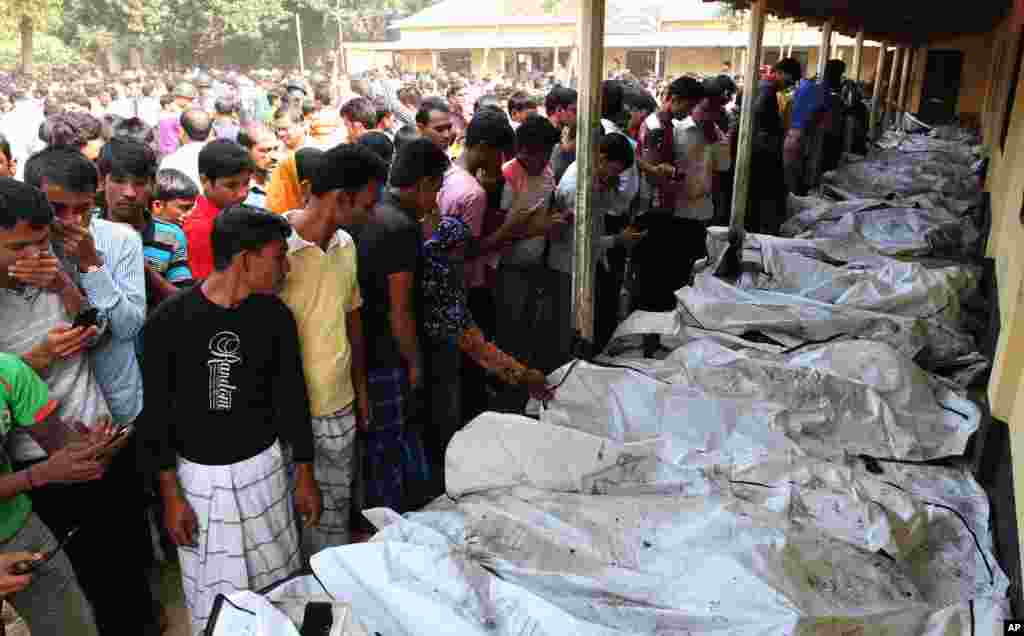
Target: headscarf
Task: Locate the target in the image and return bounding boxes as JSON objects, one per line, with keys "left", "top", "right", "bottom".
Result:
{"left": 421, "top": 216, "right": 474, "bottom": 342}
{"left": 46, "top": 112, "right": 103, "bottom": 148}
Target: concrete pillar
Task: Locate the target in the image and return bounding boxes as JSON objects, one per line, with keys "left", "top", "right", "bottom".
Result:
{"left": 730, "top": 0, "right": 767, "bottom": 234}
{"left": 500, "top": 50, "right": 507, "bottom": 75}
{"left": 431, "top": 50, "right": 439, "bottom": 72}
{"left": 655, "top": 47, "right": 661, "bottom": 78}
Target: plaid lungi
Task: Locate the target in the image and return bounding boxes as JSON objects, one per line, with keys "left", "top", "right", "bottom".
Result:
{"left": 177, "top": 441, "right": 301, "bottom": 636}
{"left": 303, "top": 405, "right": 357, "bottom": 556}
{"left": 364, "top": 367, "right": 430, "bottom": 516}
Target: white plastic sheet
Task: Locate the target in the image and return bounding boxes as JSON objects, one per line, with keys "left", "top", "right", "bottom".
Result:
{"left": 782, "top": 194, "right": 981, "bottom": 258}
{"left": 205, "top": 575, "right": 368, "bottom": 636}
{"left": 300, "top": 423, "right": 1005, "bottom": 635}
{"left": 290, "top": 332, "right": 997, "bottom": 635}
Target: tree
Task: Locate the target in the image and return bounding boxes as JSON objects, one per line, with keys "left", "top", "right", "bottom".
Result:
{"left": 0, "top": 0, "right": 62, "bottom": 74}
{"left": 62, "top": 0, "right": 289, "bottom": 70}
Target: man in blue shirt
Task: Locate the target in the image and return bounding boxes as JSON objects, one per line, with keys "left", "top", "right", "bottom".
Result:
{"left": 25, "top": 145, "right": 146, "bottom": 427}
{"left": 23, "top": 144, "right": 160, "bottom": 635}
{"left": 784, "top": 75, "right": 826, "bottom": 196}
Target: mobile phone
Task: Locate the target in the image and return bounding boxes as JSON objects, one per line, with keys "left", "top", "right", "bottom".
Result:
{"left": 300, "top": 602, "right": 333, "bottom": 636}
{"left": 103, "top": 425, "right": 134, "bottom": 447}
{"left": 72, "top": 308, "right": 99, "bottom": 329}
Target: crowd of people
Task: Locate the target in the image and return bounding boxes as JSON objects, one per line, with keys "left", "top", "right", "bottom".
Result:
{"left": 0, "top": 55, "right": 863, "bottom": 635}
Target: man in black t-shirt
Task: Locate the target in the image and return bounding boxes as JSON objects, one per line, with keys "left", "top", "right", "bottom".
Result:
{"left": 357, "top": 138, "right": 448, "bottom": 514}
{"left": 141, "top": 207, "right": 321, "bottom": 635}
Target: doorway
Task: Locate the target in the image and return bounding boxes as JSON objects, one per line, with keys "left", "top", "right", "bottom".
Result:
{"left": 439, "top": 50, "right": 472, "bottom": 76}
{"left": 626, "top": 50, "right": 656, "bottom": 77}
{"left": 919, "top": 50, "right": 964, "bottom": 124}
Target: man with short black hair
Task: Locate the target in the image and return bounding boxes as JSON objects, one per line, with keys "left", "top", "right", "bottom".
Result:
{"left": 273, "top": 107, "right": 309, "bottom": 153}
{"left": 358, "top": 138, "right": 449, "bottom": 515}
{"left": 143, "top": 207, "right": 320, "bottom": 636}
{"left": 26, "top": 146, "right": 147, "bottom": 427}
{"left": 212, "top": 97, "right": 240, "bottom": 143}
{"left": 415, "top": 97, "right": 455, "bottom": 152}
{"left": 279, "top": 144, "right": 387, "bottom": 553}
{"left": 15, "top": 149, "right": 157, "bottom": 632}
{"left": 159, "top": 108, "right": 212, "bottom": 190}
{"left": 340, "top": 97, "right": 378, "bottom": 143}
{"left": 544, "top": 85, "right": 578, "bottom": 184}
{"left": 309, "top": 85, "right": 341, "bottom": 148}
{"left": 183, "top": 140, "right": 255, "bottom": 280}
{"left": 507, "top": 91, "right": 538, "bottom": 128}
{"left": 238, "top": 123, "right": 283, "bottom": 209}
{"left": 633, "top": 76, "right": 715, "bottom": 355}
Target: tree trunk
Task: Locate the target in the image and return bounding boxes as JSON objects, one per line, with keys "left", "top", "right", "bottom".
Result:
{"left": 19, "top": 15, "right": 33, "bottom": 76}
{"left": 105, "top": 46, "right": 121, "bottom": 74}
{"left": 337, "top": 18, "right": 348, "bottom": 77}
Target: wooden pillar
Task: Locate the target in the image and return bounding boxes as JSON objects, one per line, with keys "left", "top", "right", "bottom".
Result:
{"left": 817, "top": 20, "right": 833, "bottom": 79}
{"left": 571, "top": 0, "right": 606, "bottom": 351}
{"left": 845, "top": 29, "right": 866, "bottom": 155}
{"left": 870, "top": 43, "right": 888, "bottom": 136}
{"left": 730, "top": 0, "right": 767, "bottom": 234}
{"left": 882, "top": 46, "right": 903, "bottom": 132}
{"left": 851, "top": 29, "right": 865, "bottom": 81}
{"left": 897, "top": 46, "right": 915, "bottom": 128}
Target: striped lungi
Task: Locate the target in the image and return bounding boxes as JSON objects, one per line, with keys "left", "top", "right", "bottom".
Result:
{"left": 177, "top": 441, "right": 301, "bottom": 636}
{"left": 304, "top": 404, "right": 357, "bottom": 556}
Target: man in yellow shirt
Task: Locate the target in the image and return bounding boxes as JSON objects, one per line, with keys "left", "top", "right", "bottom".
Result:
{"left": 278, "top": 144, "right": 389, "bottom": 554}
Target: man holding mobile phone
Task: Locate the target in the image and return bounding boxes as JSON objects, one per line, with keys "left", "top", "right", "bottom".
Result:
{"left": 21, "top": 148, "right": 158, "bottom": 634}
{"left": 0, "top": 349, "right": 118, "bottom": 635}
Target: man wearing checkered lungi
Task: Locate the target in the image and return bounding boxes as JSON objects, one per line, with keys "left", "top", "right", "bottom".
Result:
{"left": 357, "top": 139, "right": 451, "bottom": 515}
{"left": 277, "top": 144, "right": 389, "bottom": 556}
{"left": 141, "top": 208, "right": 322, "bottom": 635}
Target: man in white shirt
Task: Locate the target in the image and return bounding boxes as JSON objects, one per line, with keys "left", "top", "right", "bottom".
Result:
{"left": 158, "top": 108, "right": 212, "bottom": 191}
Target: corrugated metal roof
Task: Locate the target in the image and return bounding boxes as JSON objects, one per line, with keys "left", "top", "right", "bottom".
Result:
{"left": 346, "top": 29, "right": 881, "bottom": 50}
{"left": 707, "top": 0, "right": 1011, "bottom": 44}
{"left": 394, "top": 0, "right": 733, "bottom": 30}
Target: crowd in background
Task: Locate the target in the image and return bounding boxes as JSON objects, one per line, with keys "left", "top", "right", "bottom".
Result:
{"left": 0, "top": 54, "right": 868, "bottom": 636}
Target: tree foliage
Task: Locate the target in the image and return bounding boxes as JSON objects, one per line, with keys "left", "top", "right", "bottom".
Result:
{"left": 0, "top": 31, "right": 81, "bottom": 68}
{"left": 60, "top": 0, "right": 289, "bottom": 68}
{"left": 0, "top": 0, "right": 62, "bottom": 33}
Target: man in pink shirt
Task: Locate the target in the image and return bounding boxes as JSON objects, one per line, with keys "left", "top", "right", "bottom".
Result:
{"left": 431, "top": 109, "right": 515, "bottom": 464}
{"left": 494, "top": 114, "right": 563, "bottom": 410}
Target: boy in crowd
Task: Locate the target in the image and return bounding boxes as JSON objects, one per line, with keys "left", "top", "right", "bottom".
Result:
{"left": 184, "top": 140, "right": 255, "bottom": 280}
{"left": 507, "top": 91, "right": 538, "bottom": 129}
{"left": 144, "top": 168, "right": 196, "bottom": 308}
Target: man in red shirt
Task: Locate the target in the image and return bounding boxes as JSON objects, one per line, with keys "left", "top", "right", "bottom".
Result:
{"left": 184, "top": 140, "right": 254, "bottom": 280}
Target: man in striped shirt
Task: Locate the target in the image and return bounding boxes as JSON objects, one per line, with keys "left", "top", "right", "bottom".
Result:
{"left": 22, "top": 147, "right": 159, "bottom": 634}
